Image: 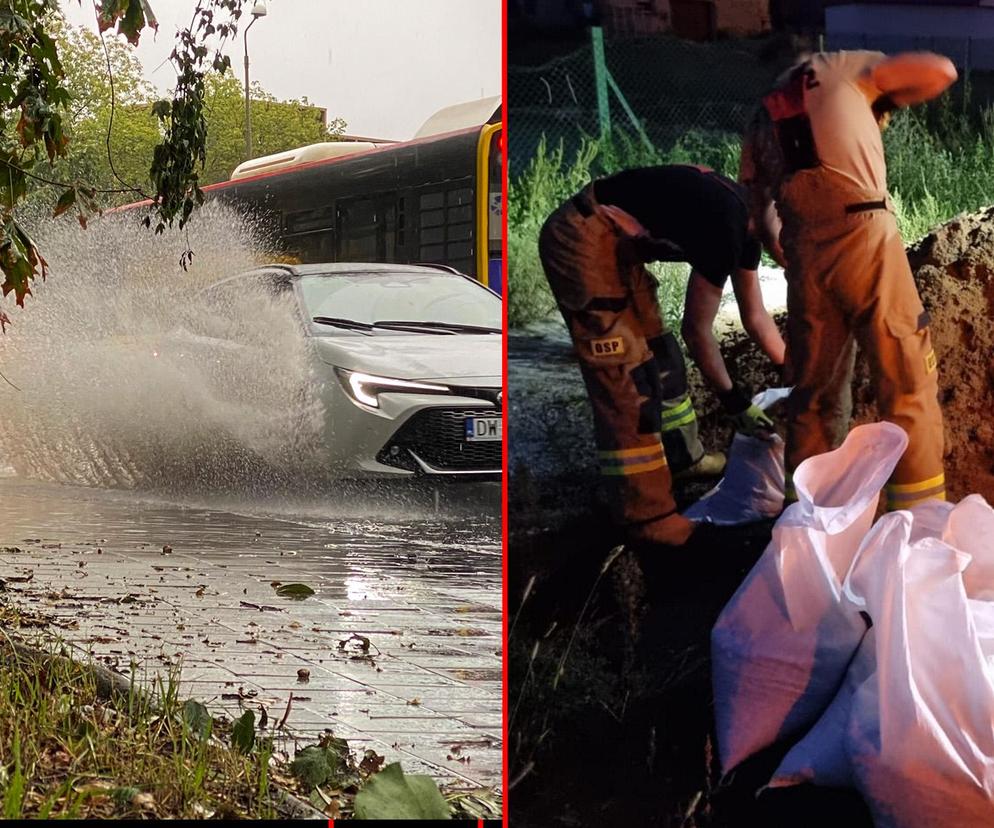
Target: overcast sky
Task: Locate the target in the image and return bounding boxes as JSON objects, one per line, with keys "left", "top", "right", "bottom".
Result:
{"left": 60, "top": 0, "right": 501, "bottom": 140}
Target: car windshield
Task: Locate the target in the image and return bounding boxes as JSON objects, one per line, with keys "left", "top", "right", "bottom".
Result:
{"left": 300, "top": 271, "right": 501, "bottom": 334}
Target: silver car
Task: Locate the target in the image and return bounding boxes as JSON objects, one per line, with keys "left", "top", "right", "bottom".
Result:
{"left": 172, "top": 263, "right": 502, "bottom": 480}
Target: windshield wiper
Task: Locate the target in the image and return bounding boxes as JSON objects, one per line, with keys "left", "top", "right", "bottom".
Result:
{"left": 373, "top": 320, "right": 501, "bottom": 335}
{"left": 312, "top": 316, "right": 374, "bottom": 332}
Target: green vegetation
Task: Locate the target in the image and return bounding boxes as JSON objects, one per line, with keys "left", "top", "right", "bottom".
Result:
{"left": 0, "top": 599, "right": 501, "bottom": 820}
{"left": 509, "top": 95, "right": 994, "bottom": 328}
{"left": 35, "top": 17, "right": 344, "bottom": 203}
{"left": 0, "top": 641, "right": 284, "bottom": 819}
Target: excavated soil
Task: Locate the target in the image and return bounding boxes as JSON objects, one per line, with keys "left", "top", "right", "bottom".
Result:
{"left": 887, "top": 208, "right": 994, "bottom": 500}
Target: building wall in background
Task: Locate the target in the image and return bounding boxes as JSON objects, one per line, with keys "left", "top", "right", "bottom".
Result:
{"left": 827, "top": 3, "right": 994, "bottom": 70}
{"left": 512, "top": 0, "right": 772, "bottom": 38}
{"left": 713, "top": 0, "right": 773, "bottom": 34}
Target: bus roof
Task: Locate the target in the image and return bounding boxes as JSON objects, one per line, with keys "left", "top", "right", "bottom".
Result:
{"left": 414, "top": 95, "right": 501, "bottom": 139}
{"left": 229, "top": 141, "right": 382, "bottom": 181}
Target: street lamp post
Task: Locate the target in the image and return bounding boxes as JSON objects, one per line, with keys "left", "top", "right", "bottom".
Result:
{"left": 243, "top": 1, "right": 267, "bottom": 160}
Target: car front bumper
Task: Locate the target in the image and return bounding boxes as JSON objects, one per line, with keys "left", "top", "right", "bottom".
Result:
{"left": 322, "top": 384, "right": 502, "bottom": 480}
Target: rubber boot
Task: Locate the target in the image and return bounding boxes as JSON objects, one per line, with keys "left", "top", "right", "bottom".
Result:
{"left": 626, "top": 512, "right": 696, "bottom": 548}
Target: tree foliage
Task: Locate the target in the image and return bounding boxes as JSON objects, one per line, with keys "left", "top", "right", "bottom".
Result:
{"left": 37, "top": 19, "right": 345, "bottom": 200}
{"left": 0, "top": 0, "right": 246, "bottom": 316}
{"left": 200, "top": 73, "right": 345, "bottom": 186}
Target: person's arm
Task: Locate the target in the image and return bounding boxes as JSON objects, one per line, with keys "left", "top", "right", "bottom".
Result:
{"left": 682, "top": 270, "right": 778, "bottom": 438}
{"left": 740, "top": 130, "right": 787, "bottom": 268}
{"left": 862, "top": 52, "right": 958, "bottom": 108}
{"left": 756, "top": 200, "right": 786, "bottom": 268}
{"left": 681, "top": 270, "right": 732, "bottom": 393}
{"left": 731, "top": 268, "right": 786, "bottom": 367}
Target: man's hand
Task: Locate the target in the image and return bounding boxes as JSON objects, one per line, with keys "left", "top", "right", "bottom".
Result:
{"left": 731, "top": 403, "right": 777, "bottom": 439}
{"left": 717, "top": 384, "right": 778, "bottom": 440}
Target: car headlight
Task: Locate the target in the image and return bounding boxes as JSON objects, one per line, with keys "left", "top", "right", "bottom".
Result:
{"left": 336, "top": 369, "right": 450, "bottom": 409}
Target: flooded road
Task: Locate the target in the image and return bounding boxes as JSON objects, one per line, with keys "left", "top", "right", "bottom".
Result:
{"left": 0, "top": 476, "right": 502, "bottom": 790}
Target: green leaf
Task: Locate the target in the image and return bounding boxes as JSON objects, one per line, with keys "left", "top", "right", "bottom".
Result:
{"left": 181, "top": 699, "right": 212, "bottom": 740}
{"left": 275, "top": 583, "right": 315, "bottom": 600}
{"left": 151, "top": 99, "right": 171, "bottom": 119}
{"left": 53, "top": 188, "right": 76, "bottom": 218}
{"left": 289, "top": 740, "right": 352, "bottom": 789}
{"left": 353, "top": 763, "right": 450, "bottom": 821}
{"left": 231, "top": 710, "right": 255, "bottom": 754}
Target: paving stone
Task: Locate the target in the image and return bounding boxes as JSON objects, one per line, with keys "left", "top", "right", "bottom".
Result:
{"left": 1, "top": 478, "right": 502, "bottom": 789}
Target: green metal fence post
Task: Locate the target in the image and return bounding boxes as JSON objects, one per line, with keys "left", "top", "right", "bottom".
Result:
{"left": 591, "top": 26, "right": 611, "bottom": 139}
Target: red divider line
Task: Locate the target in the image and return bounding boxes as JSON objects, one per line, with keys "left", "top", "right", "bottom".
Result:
{"left": 500, "top": 0, "right": 509, "bottom": 825}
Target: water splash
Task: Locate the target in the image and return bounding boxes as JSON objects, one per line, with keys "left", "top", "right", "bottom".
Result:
{"left": 0, "top": 203, "right": 330, "bottom": 491}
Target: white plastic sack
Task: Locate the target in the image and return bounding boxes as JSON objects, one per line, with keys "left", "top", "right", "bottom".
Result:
{"left": 685, "top": 388, "right": 790, "bottom": 526}
{"left": 845, "top": 514, "right": 994, "bottom": 828}
{"left": 711, "top": 421, "right": 908, "bottom": 774}
{"left": 769, "top": 502, "right": 953, "bottom": 790}
{"left": 770, "top": 494, "right": 994, "bottom": 826}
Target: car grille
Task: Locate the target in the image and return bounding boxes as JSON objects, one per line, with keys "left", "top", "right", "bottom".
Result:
{"left": 378, "top": 407, "right": 501, "bottom": 472}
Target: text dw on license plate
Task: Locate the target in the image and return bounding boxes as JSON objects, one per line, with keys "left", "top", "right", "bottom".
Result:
{"left": 466, "top": 417, "right": 502, "bottom": 441}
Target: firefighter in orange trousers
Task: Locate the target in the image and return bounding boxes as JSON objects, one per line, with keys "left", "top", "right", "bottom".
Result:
{"left": 741, "top": 50, "right": 956, "bottom": 509}
{"left": 539, "top": 165, "right": 786, "bottom": 548}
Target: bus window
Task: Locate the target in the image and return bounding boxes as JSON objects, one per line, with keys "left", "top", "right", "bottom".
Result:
{"left": 337, "top": 196, "right": 397, "bottom": 261}
{"left": 337, "top": 198, "right": 379, "bottom": 260}
{"left": 416, "top": 182, "right": 475, "bottom": 275}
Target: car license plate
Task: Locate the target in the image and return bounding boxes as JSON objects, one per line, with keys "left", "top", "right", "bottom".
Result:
{"left": 465, "top": 416, "right": 501, "bottom": 442}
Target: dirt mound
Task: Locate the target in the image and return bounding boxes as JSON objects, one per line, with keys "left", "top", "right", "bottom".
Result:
{"left": 867, "top": 207, "right": 994, "bottom": 501}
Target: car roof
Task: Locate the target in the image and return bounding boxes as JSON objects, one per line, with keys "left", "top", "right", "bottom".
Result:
{"left": 248, "top": 262, "right": 466, "bottom": 278}
{"left": 202, "top": 261, "right": 496, "bottom": 298}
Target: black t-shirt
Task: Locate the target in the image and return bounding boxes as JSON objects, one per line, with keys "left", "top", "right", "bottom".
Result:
{"left": 592, "top": 164, "right": 762, "bottom": 288}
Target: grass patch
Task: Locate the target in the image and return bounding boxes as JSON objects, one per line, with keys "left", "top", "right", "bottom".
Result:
{"left": 0, "top": 640, "right": 281, "bottom": 820}
{"left": 0, "top": 609, "right": 501, "bottom": 820}
{"left": 509, "top": 93, "right": 994, "bottom": 329}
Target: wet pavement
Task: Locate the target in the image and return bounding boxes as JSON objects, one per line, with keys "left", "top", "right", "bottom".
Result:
{"left": 0, "top": 477, "right": 502, "bottom": 790}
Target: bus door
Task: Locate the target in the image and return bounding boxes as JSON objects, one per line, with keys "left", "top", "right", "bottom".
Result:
{"left": 476, "top": 123, "right": 503, "bottom": 295}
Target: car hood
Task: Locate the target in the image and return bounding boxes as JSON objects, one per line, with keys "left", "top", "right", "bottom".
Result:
{"left": 312, "top": 333, "right": 501, "bottom": 383}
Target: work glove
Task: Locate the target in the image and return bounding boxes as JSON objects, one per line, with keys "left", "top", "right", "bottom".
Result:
{"left": 731, "top": 404, "right": 777, "bottom": 438}
{"left": 717, "top": 385, "right": 777, "bottom": 440}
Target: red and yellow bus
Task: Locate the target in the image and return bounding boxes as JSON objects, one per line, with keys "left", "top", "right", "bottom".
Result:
{"left": 128, "top": 99, "right": 503, "bottom": 294}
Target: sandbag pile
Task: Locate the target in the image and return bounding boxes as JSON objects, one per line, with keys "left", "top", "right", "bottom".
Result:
{"left": 712, "top": 421, "right": 994, "bottom": 827}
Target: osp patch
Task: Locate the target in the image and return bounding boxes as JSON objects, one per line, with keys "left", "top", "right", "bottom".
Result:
{"left": 590, "top": 336, "right": 626, "bottom": 357}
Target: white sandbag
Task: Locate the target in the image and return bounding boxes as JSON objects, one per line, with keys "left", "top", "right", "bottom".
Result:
{"left": 947, "top": 495, "right": 994, "bottom": 600}
{"left": 769, "top": 506, "right": 950, "bottom": 790}
{"left": 767, "top": 630, "right": 876, "bottom": 791}
{"left": 768, "top": 512, "right": 916, "bottom": 789}
{"left": 843, "top": 522, "right": 994, "bottom": 828}
{"left": 770, "top": 496, "right": 994, "bottom": 826}
{"left": 711, "top": 421, "right": 908, "bottom": 774}
{"left": 686, "top": 388, "right": 789, "bottom": 526}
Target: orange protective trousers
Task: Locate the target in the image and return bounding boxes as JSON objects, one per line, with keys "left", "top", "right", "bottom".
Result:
{"left": 779, "top": 172, "right": 945, "bottom": 509}
{"left": 538, "top": 185, "right": 704, "bottom": 526}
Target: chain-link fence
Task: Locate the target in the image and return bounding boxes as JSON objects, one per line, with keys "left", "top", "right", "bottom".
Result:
{"left": 508, "top": 32, "right": 787, "bottom": 174}
{"left": 508, "top": 29, "right": 994, "bottom": 176}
